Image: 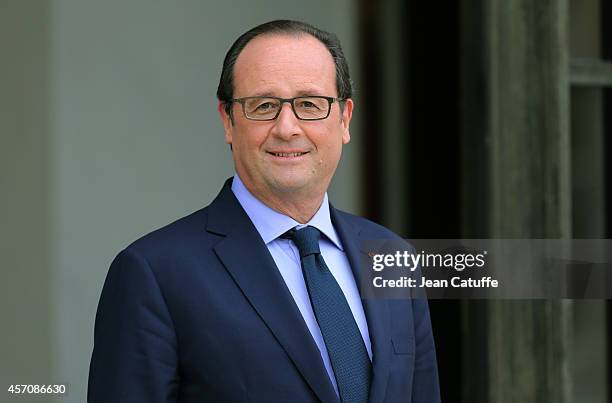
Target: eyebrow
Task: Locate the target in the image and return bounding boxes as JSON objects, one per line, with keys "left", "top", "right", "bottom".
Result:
{"left": 246, "top": 89, "right": 328, "bottom": 98}
{"left": 295, "top": 90, "right": 326, "bottom": 97}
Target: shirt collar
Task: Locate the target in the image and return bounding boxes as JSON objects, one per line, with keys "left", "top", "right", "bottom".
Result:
{"left": 231, "top": 174, "right": 343, "bottom": 250}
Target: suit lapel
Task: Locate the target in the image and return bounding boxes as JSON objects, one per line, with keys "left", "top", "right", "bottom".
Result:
{"left": 330, "top": 207, "right": 392, "bottom": 403}
{"left": 207, "top": 180, "right": 339, "bottom": 403}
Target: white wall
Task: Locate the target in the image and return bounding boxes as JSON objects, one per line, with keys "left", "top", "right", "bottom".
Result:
{"left": 2, "top": 1, "right": 361, "bottom": 401}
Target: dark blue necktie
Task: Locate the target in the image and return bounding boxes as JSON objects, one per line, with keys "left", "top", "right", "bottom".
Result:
{"left": 285, "top": 226, "right": 371, "bottom": 403}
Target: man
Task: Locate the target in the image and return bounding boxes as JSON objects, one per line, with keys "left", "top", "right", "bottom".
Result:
{"left": 88, "top": 20, "right": 440, "bottom": 403}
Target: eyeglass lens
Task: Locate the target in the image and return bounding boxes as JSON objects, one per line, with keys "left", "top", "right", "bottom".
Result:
{"left": 243, "top": 97, "right": 329, "bottom": 120}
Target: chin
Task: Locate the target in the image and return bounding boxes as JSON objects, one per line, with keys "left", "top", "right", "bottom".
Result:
{"left": 268, "top": 175, "right": 313, "bottom": 193}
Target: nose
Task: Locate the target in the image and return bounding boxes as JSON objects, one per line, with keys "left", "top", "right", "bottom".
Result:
{"left": 270, "top": 102, "right": 302, "bottom": 139}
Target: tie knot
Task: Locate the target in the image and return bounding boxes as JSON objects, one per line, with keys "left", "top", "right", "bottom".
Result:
{"left": 284, "top": 226, "right": 321, "bottom": 257}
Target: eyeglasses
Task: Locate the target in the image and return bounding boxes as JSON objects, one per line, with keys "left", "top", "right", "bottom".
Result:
{"left": 229, "top": 96, "right": 344, "bottom": 121}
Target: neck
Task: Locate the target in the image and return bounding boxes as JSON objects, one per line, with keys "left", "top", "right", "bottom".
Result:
{"left": 245, "top": 184, "right": 326, "bottom": 224}
{"left": 263, "top": 195, "right": 325, "bottom": 224}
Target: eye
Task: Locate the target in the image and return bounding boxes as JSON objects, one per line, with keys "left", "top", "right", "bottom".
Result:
{"left": 255, "top": 102, "right": 275, "bottom": 111}
{"left": 296, "top": 99, "right": 322, "bottom": 110}
{"left": 244, "top": 98, "right": 280, "bottom": 115}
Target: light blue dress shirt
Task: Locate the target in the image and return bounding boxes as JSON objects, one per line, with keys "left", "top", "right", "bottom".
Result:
{"left": 231, "top": 174, "right": 372, "bottom": 395}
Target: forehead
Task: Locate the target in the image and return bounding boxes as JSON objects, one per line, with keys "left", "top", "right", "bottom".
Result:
{"left": 233, "top": 34, "right": 337, "bottom": 97}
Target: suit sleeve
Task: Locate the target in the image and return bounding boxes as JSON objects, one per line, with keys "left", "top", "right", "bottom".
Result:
{"left": 88, "top": 248, "right": 179, "bottom": 402}
{"left": 411, "top": 298, "right": 441, "bottom": 403}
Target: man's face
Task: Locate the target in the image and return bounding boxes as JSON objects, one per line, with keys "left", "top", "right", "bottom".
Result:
{"left": 218, "top": 34, "right": 353, "bottom": 202}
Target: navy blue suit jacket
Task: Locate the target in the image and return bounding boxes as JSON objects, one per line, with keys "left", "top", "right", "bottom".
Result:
{"left": 88, "top": 179, "right": 440, "bottom": 402}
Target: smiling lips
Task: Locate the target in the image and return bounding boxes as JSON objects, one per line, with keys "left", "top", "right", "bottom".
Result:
{"left": 268, "top": 151, "right": 309, "bottom": 158}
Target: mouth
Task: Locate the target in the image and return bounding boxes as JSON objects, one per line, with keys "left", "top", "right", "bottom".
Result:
{"left": 267, "top": 151, "right": 309, "bottom": 158}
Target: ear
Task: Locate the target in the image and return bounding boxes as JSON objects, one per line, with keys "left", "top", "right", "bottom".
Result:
{"left": 217, "top": 101, "right": 233, "bottom": 145}
{"left": 341, "top": 98, "right": 353, "bottom": 144}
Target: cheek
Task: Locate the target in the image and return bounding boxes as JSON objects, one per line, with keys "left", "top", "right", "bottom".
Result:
{"left": 325, "top": 131, "right": 345, "bottom": 154}
{"left": 234, "top": 126, "right": 266, "bottom": 153}
{"left": 317, "top": 136, "right": 343, "bottom": 168}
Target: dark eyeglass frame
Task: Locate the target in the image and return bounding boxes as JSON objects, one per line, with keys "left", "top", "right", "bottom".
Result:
{"left": 228, "top": 96, "right": 345, "bottom": 121}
